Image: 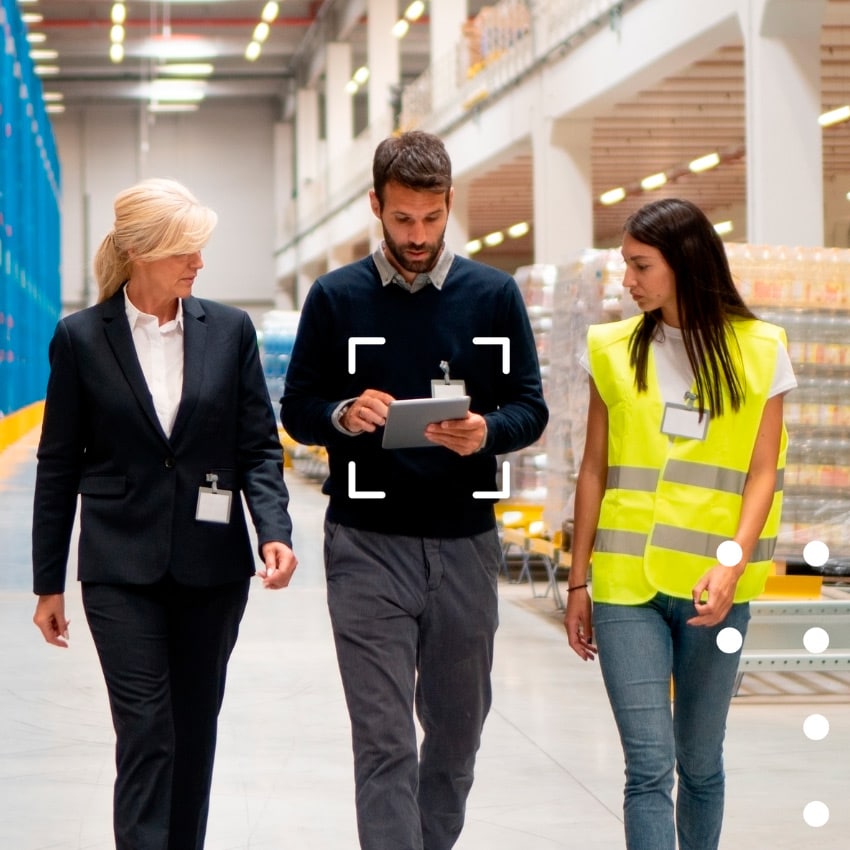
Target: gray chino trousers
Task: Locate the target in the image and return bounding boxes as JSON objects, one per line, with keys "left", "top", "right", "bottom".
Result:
{"left": 324, "top": 520, "right": 501, "bottom": 850}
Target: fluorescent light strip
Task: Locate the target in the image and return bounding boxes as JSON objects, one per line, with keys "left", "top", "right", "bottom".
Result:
{"left": 600, "top": 187, "right": 626, "bottom": 205}
{"left": 819, "top": 105, "right": 850, "bottom": 128}
{"left": 641, "top": 172, "right": 667, "bottom": 191}
{"left": 689, "top": 152, "right": 720, "bottom": 173}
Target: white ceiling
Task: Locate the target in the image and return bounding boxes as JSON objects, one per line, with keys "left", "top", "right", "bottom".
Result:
{"left": 17, "top": 0, "right": 850, "bottom": 268}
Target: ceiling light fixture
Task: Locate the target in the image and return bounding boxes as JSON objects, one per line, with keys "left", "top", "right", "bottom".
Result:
{"left": 347, "top": 66, "right": 370, "bottom": 94}
{"left": 148, "top": 102, "right": 201, "bottom": 113}
{"left": 689, "top": 152, "right": 720, "bottom": 173}
{"left": 158, "top": 63, "right": 214, "bottom": 77}
{"left": 146, "top": 34, "right": 215, "bottom": 61}
{"left": 111, "top": 3, "right": 127, "bottom": 25}
{"left": 714, "top": 220, "right": 733, "bottom": 236}
{"left": 640, "top": 171, "right": 667, "bottom": 191}
{"left": 26, "top": 32, "right": 47, "bottom": 44}
{"left": 261, "top": 2, "right": 280, "bottom": 23}
{"left": 146, "top": 79, "right": 207, "bottom": 102}
{"left": 245, "top": 41, "right": 262, "bottom": 61}
{"left": 466, "top": 239, "right": 483, "bottom": 255}
{"left": 29, "top": 48, "right": 58, "bottom": 61}
{"left": 253, "top": 22, "right": 271, "bottom": 43}
{"left": 394, "top": 0, "right": 426, "bottom": 39}
{"left": 483, "top": 231, "right": 505, "bottom": 247}
{"left": 819, "top": 105, "right": 850, "bottom": 127}
{"left": 405, "top": 1, "right": 426, "bottom": 21}
{"left": 507, "top": 221, "right": 530, "bottom": 238}
{"left": 600, "top": 187, "right": 626, "bottom": 205}
{"left": 110, "top": 43, "right": 124, "bottom": 63}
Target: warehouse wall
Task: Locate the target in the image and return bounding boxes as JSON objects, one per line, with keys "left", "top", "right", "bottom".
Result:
{"left": 50, "top": 100, "right": 281, "bottom": 324}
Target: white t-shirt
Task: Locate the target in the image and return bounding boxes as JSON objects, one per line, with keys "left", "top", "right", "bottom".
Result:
{"left": 581, "top": 322, "right": 797, "bottom": 406}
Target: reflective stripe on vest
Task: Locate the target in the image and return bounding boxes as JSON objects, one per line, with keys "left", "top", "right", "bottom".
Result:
{"left": 608, "top": 461, "right": 784, "bottom": 496}
{"left": 595, "top": 526, "right": 777, "bottom": 564}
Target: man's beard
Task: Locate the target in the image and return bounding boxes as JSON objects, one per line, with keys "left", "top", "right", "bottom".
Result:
{"left": 382, "top": 226, "right": 445, "bottom": 275}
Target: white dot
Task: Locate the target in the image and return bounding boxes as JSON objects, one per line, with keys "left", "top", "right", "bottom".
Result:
{"left": 803, "top": 800, "right": 830, "bottom": 828}
{"left": 803, "top": 540, "right": 830, "bottom": 568}
{"left": 803, "top": 627, "right": 830, "bottom": 654}
{"left": 716, "top": 540, "right": 742, "bottom": 567}
{"left": 716, "top": 627, "right": 743, "bottom": 654}
{"left": 803, "top": 714, "right": 830, "bottom": 741}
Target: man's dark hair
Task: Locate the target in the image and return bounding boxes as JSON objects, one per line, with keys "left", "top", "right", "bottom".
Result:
{"left": 372, "top": 130, "right": 452, "bottom": 207}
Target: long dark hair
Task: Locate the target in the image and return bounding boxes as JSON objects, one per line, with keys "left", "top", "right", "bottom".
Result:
{"left": 625, "top": 198, "right": 756, "bottom": 416}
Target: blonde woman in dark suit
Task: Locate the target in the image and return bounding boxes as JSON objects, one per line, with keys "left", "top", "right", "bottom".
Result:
{"left": 32, "top": 178, "right": 297, "bottom": 850}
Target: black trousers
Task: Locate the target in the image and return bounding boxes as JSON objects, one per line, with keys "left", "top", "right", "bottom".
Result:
{"left": 82, "top": 575, "right": 250, "bottom": 850}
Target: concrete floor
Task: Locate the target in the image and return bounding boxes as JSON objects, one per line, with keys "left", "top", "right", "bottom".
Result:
{"left": 2, "top": 426, "right": 849, "bottom": 849}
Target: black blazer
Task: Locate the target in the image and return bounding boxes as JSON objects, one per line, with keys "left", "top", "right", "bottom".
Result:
{"left": 32, "top": 288, "right": 292, "bottom": 594}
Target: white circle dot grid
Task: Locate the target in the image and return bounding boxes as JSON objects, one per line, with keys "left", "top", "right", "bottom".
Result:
{"left": 716, "top": 539, "right": 743, "bottom": 567}
{"left": 803, "top": 540, "right": 830, "bottom": 568}
{"left": 803, "top": 627, "right": 830, "bottom": 654}
{"left": 803, "top": 714, "right": 830, "bottom": 741}
{"left": 716, "top": 627, "right": 743, "bottom": 654}
{"left": 803, "top": 801, "right": 830, "bottom": 828}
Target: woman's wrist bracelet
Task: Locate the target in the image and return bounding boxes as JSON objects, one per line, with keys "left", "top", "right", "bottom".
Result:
{"left": 567, "top": 583, "right": 588, "bottom": 592}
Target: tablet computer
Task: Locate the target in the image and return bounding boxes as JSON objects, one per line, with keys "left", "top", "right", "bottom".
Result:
{"left": 381, "top": 396, "right": 471, "bottom": 449}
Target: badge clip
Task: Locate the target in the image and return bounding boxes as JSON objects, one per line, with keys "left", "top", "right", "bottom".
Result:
{"left": 433, "top": 361, "right": 466, "bottom": 399}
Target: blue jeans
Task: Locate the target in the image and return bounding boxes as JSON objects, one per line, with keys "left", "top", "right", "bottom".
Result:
{"left": 324, "top": 521, "right": 501, "bottom": 850}
{"left": 594, "top": 594, "right": 750, "bottom": 850}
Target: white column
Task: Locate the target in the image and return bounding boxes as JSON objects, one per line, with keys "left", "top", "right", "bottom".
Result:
{"left": 367, "top": 0, "right": 400, "bottom": 141}
{"left": 532, "top": 112, "right": 594, "bottom": 263}
{"left": 742, "top": 0, "right": 827, "bottom": 245}
{"left": 326, "top": 43, "right": 353, "bottom": 162}
{"left": 272, "top": 121, "right": 294, "bottom": 250}
{"left": 447, "top": 180, "right": 470, "bottom": 256}
{"left": 295, "top": 87, "right": 320, "bottom": 186}
{"left": 429, "top": 0, "right": 468, "bottom": 111}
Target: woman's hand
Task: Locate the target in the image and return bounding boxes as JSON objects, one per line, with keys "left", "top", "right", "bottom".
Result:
{"left": 688, "top": 563, "right": 743, "bottom": 626}
{"left": 33, "top": 594, "right": 70, "bottom": 648}
{"left": 564, "top": 587, "right": 597, "bottom": 660}
{"left": 259, "top": 542, "right": 298, "bottom": 589}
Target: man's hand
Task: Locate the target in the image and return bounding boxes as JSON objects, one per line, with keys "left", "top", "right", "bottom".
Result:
{"left": 340, "top": 389, "right": 395, "bottom": 434}
{"left": 424, "top": 412, "right": 487, "bottom": 456}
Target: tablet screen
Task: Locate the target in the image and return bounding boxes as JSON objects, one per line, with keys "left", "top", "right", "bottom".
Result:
{"left": 381, "top": 396, "right": 471, "bottom": 449}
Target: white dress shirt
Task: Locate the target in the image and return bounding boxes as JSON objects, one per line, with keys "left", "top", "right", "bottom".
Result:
{"left": 124, "top": 288, "right": 184, "bottom": 436}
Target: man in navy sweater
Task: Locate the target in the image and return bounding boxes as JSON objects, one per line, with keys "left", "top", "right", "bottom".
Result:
{"left": 280, "top": 130, "right": 548, "bottom": 850}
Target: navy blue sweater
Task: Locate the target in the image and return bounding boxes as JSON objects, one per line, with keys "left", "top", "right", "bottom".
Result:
{"left": 280, "top": 254, "right": 548, "bottom": 537}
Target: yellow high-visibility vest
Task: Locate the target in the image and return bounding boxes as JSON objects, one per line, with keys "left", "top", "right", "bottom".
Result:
{"left": 587, "top": 315, "right": 788, "bottom": 604}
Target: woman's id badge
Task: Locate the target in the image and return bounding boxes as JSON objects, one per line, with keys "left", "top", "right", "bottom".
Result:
{"left": 661, "top": 395, "right": 710, "bottom": 441}
{"left": 196, "top": 473, "right": 232, "bottom": 523}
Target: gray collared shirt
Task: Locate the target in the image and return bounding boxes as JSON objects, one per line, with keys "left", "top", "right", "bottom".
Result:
{"left": 371, "top": 242, "right": 455, "bottom": 293}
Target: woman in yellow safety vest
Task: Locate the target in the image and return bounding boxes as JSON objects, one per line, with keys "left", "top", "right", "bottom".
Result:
{"left": 564, "top": 197, "right": 796, "bottom": 850}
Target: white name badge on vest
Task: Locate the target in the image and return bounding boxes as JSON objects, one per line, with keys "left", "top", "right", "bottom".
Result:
{"left": 196, "top": 473, "right": 232, "bottom": 524}
{"left": 661, "top": 403, "right": 710, "bottom": 441}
